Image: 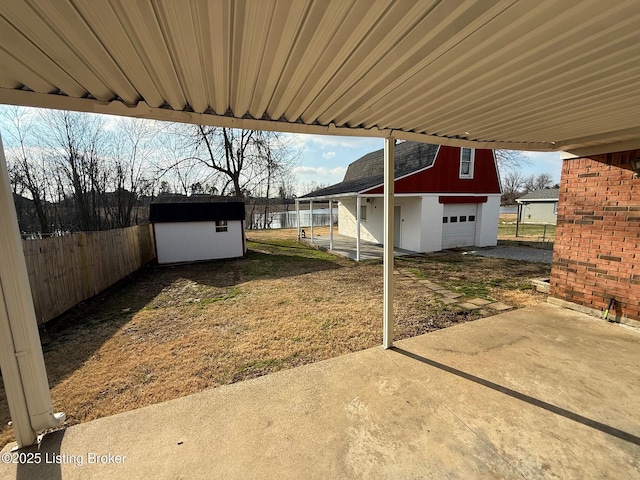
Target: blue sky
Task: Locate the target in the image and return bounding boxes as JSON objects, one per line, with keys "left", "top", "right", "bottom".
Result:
{"left": 0, "top": 105, "right": 562, "bottom": 194}
{"left": 288, "top": 133, "right": 563, "bottom": 192}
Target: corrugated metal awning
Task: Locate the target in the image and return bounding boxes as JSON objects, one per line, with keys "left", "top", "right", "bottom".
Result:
{"left": 1, "top": 0, "right": 640, "bottom": 156}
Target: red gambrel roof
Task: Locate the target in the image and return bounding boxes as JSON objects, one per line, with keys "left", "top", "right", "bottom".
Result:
{"left": 303, "top": 144, "right": 500, "bottom": 198}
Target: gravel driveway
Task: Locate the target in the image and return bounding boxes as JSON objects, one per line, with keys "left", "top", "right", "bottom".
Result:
{"left": 464, "top": 245, "right": 553, "bottom": 264}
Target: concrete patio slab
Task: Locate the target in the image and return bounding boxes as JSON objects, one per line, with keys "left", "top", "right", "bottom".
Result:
{"left": 1, "top": 304, "right": 638, "bottom": 479}
{"left": 302, "top": 234, "right": 414, "bottom": 261}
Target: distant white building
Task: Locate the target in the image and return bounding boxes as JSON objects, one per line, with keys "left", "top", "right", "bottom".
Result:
{"left": 516, "top": 189, "right": 559, "bottom": 224}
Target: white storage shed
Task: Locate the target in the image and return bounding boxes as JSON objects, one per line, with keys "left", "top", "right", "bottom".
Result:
{"left": 150, "top": 196, "right": 246, "bottom": 264}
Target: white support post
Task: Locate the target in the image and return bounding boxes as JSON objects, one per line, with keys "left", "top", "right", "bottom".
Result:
{"left": 383, "top": 137, "right": 395, "bottom": 349}
{"left": 310, "top": 200, "right": 314, "bottom": 242}
{"left": 356, "top": 195, "right": 361, "bottom": 261}
{"left": 295, "top": 199, "right": 300, "bottom": 240}
{"left": 0, "top": 135, "right": 65, "bottom": 448}
{"left": 329, "top": 199, "right": 333, "bottom": 250}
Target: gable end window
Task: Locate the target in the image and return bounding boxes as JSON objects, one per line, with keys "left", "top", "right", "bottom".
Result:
{"left": 459, "top": 148, "right": 475, "bottom": 179}
{"left": 215, "top": 220, "right": 228, "bottom": 232}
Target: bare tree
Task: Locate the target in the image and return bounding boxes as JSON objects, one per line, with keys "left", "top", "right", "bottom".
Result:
{"left": 1, "top": 106, "right": 56, "bottom": 233}
{"left": 494, "top": 150, "right": 531, "bottom": 172}
{"left": 154, "top": 125, "right": 218, "bottom": 196}
{"left": 188, "top": 126, "right": 254, "bottom": 196}
{"left": 500, "top": 171, "right": 524, "bottom": 205}
{"left": 39, "top": 110, "right": 111, "bottom": 231}
{"left": 298, "top": 181, "right": 329, "bottom": 196}
{"left": 533, "top": 172, "right": 553, "bottom": 190}
{"left": 105, "top": 118, "right": 157, "bottom": 227}
{"left": 522, "top": 173, "right": 554, "bottom": 193}
{"left": 180, "top": 126, "right": 298, "bottom": 198}
{"left": 1, "top": 107, "right": 186, "bottom": 233}
{"left": 251, "top": 131, "right": 299, "bottom": 228}
{"left": 3, "top": 107, "right": 302, "bottom": 233}
{"left": 278, "top": 174, "right": 298, "bottom": 200}
{"left": 522, "top": 174, "right": 536, "bottom": 194}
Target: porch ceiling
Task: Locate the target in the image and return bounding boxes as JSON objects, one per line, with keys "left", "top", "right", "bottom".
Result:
{"left": 1, "top": 1, "right": 640, "bottom": 155}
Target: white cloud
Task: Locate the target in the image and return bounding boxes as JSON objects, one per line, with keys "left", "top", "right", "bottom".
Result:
{"left": 322, "top": 151, "right": 336, "bottom": 159}
{"left": 293, "top": 166, "right": 346, "bottom": 176}
{"left": 283, "top": 132, "right": 381, "bottom": 151}
{"left": 292, "top": 165, "right": 347, "bottom": 190}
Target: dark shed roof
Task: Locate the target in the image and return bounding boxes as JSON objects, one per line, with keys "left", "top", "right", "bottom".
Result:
{"left": 150, "top": 195, "right": 245, "bottom": 223}
{"left": 302, "top": 141, "right": 439, "bottom": 198}
{"left": 516, "top": 188, "right": 559, "bottom": 202}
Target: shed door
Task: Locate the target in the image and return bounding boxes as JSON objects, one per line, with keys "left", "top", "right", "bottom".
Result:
{"left": 442, "top": 204, "right": 477, "bottom": 249}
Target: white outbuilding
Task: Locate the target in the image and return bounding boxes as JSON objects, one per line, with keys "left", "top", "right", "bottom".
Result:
{"left": 516, "top": 188, "right": 559, "bottom": 225}
{"left": 299, "top": 142, "right": 502, "bottom": 259}
{"left": 150, "top": 195, "right": 246, "bottom": 264}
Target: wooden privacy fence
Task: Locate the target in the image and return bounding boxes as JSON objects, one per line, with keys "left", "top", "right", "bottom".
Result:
{"left": 22, "top": 225, "right": 156, "bottom": 325}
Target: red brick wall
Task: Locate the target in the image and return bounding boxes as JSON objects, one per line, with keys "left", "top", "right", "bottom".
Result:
{"left": 550, "top": 150, "right": 640, "bottom": 321}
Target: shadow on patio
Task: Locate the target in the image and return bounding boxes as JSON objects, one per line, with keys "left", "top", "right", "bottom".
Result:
{"left": 2, "top": 304, "right": 638, "bottom": 479}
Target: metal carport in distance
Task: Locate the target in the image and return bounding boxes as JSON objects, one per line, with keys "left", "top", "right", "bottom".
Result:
{"left": 1, "top": 0, "right": 640, "bottom": 447}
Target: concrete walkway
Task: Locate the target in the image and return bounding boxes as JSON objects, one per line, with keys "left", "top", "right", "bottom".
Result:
{"left": 396, "top": 267, "right": 513, "bottom": 313}
{"left": 2, "top": 304, "right": 639, "bottom": 479}
{"left": 301, "top": 233, "right": 414, "bottom": 261}
{"left": 466, "top": 244, "right": 554, "bottom": 264}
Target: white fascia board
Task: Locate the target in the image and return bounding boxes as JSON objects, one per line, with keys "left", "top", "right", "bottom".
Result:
{"left": 516, "top": 198, "right": 558, "bottom": 203}
{"left": 437, "top": 193, "right": 501, "bottom": 196}
{"left": 493, "top": 149, "right": 503, "bottom": 194}
{"left": 0, "top": 90, "right": 555, "bottom": 151}
{"left": 299, "top": 192, "right": 356, "bottom": 201}
{"left": 558, "top": 126, "right": 640, "bottom": 157}
{"left": 354, "top": 193, "right": 501, "bottom": 198}
{"left": 561, "top": 138, "right": 640, "bottom": 158}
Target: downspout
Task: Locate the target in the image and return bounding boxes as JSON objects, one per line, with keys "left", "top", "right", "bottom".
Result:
{"left": 356, "top": 195, "right": 361, "bottom": 261}
{"left": 329, "top": 199, "right": 333, "bottom": 250}
{"left": 295, "top": 199, "right": 300, "bottom": 240}
{"left": 0, "top": 135, "right": 65, "bottom": 448}
{"left": 241, "top": 218, "right": 247, "bottom": 256}
{"left": 310, "top": 200, "right": 314, "bottom": 243}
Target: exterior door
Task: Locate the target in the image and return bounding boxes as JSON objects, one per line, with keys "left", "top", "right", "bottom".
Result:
{"left": 394, "top": 206, "right": 401, "bottom": 248}
{"left": 442, "top": 204, "right": 477, "bottom": 249}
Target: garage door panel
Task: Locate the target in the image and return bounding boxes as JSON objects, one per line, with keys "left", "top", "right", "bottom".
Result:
{"left": 442, "top": 204, "right": 477, "bottom": 249}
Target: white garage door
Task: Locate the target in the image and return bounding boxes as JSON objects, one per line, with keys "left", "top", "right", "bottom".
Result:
{"left": 442, "top": 204, "right": 478, "bottom": 249}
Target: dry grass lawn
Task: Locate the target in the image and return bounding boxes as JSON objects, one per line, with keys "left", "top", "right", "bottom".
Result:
{"left": 498, "top": 213, "right": 556, "bottom": 246}
{"left": 0, "top": 228, "right": 550, "bottom": 447}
